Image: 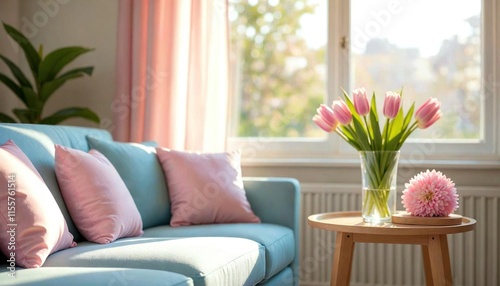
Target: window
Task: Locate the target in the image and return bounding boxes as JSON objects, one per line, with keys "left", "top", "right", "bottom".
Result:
{"left": 351, "top": 0, "right": 481, "bottom": 140}
{"left": 228, "top": 0, "right": 499, "bottom": 162}
{"left": 228, "top": 0, "right": 327, "bottom": 139}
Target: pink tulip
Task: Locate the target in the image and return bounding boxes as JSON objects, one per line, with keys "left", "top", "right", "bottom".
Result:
{"left": 313, "top": 105, "right": 338, "bottom": 132}
{"left": 332, "top": 100, "right": 352, "bottom": 125}
{"left": 383, "top": 91, "right": 401, "bottom": 119}
{"left": 317, "top": 104, "right": 336, "bottom": 126}
{"left": 353, "top": 88, "right": 370, "bottom": 116}
{"left": 415, "top": 97, "right": 442, "bottom": 129}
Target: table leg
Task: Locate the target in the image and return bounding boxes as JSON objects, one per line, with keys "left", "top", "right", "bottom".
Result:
{"left": 421, "top": 244, "right": 434, "bottom": 286}
{"left": 331, "top": 232, "right": 355, "bottom": 286}
{"left": 423, "top": 234, "right": 452, "bottom": 286}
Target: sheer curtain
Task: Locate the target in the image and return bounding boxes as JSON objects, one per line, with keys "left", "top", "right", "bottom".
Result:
{"left": 114, "top": 0, "right": 229, "bottom": 152}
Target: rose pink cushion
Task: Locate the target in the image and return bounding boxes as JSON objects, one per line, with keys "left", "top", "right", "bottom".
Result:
{"left": 0, "top": 140, "right": 76, "bottom": 268}
{"left": 55, "top": 145, "right": 143, "bottom": 244}
{"left": 155, "top": 148, "right": 260, "bottom": 226}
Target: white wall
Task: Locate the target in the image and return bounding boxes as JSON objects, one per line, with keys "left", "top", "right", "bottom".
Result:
{"left": 0, "top": 0, "right": 118, "bottom": 128}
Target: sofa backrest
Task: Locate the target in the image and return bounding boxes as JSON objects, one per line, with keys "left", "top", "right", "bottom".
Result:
{"left": 0, "top": 123, "right": 113, "bottom": 242}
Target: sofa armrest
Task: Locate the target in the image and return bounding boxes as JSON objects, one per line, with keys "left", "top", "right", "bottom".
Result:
{"left": 243, "top": 177, "right": 300, "bottom": 285}
{"left": 243, "top": 177, "right": 300, "bottom": 229}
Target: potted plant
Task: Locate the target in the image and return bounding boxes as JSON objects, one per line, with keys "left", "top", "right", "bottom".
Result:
{"left": 0, "top": 22, "right": 99, "bottom": 124}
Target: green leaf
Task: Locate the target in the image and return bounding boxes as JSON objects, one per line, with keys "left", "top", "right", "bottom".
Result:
{"left": 339, "top": 125, "right": 362, "bottom": 150}
{"left": 0, "top": 72, "right": 26, "bottom": 104}
{"left": 0, "top": 112, "right": 17, "bottom": 123}
{"left": 402, "top": 102, "right": 415, "bottom": 131}
{"left": 40, "top": 66, "right": 93, "bottom": 102}
{"left": 351, "top": 118, "right": 371, "bottom": 150}
{"left": 368, "top": 94, "right": 382, "bottom": 151}
{"left": 339, "top": 125, "right": 355, "bottom": 141}
{"left": 59, "top": 66, "right": 94, "bottom": 78}
{"left": 38, "top": 44, "right": 44, "bottom": 58}
{"left": 389, "top": 107, "right": 404, "bottom": 140}
{"left": 335, "top": 130, "right": 361, "bottom": 150}
{"left": 3, "top": 23, "right": 41, "bottom": 77}
{"left": 340, "top": 88, "right": 371, "bottom": 149}
{"left": 0, "top": 55, "right": 32, "bottom": 88}
{"left": 341, "top": 88, "right": 364, "bottom": 123}
{"left": 385, "top": 131, "right": 404, "bottom": 151}
{"left": 13, "top": 108, "right": 37, "bottom": 123}
{"left": 398, "top": 123, "right": 417, "bottom": 149}
{"left": 38, "top": 47, "right": 94, "bottom": 83}
{"left": 21, "top": 86, "right": 42, "bottom": 113}
{"left": 39, "top": 107, "right": 100, "bottom": 125}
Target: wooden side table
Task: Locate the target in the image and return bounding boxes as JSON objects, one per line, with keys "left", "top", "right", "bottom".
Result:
{"left": 308, "top": 211, "right": 476, "bottom": 286}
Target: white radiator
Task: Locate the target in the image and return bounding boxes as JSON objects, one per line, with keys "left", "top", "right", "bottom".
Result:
{"left": 299, "top": 184, "right": 500, "bottom": 286}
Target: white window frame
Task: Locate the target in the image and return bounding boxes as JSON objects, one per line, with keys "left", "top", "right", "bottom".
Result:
{"left": 227, "top": 0, "right": 500, "bottom": 164}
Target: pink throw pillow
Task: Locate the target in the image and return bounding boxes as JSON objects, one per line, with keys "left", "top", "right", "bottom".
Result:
{"left": 0, "top": 140, "right": 76, "bottom": 268}
{"left": 155, "top": 148, "right": 260, "bottom": 226}
{"left": 55, "top": 145, "right": 143, "bottom": 244}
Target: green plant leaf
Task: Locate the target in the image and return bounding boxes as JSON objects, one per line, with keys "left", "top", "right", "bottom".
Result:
{"left": 385, "top": 131, "right": 404, "bottom": 151}
{"left": 38, "top": 47, "right": 94, "bottom": 83}
{"left": 339, "top": 125, "right": 362, "bottom": 150}
{"left": 39, "top": 107, "right": 100, "bottom": 125}
{"left": 341, "top": 88, "right": 364, "bottom": 124}
{"left": 0, "top": 72, "right": 26, "bottom": 104}
{"left": 351, "top": 118, "right": 371, "bottom": 150}
{"left": 59, "top": 66, "right": 94, "bottom": 78}
{"left": 0, "top": 112, "right": 17, "bottom": 123}
{"left": 389, "top": 107, "right": 404, "bottom": 140}
{"left": 21, "top": 87, "right": 42, "bottom": 113}
{"left": 402, "top": 102, "right": 415, "bottom": 131}
{"left": 368, "top": 94, "right": 382, "bottom": 151}
{"left": 0, "top": 55, "right": 32, "bottom": 88}
{"left": 38, "top": 44, "right": 44, "bottom": 58}
{"left": 335, "top": 129, "right": 361, "bottom": 150}
{"left": 13, "top": 108, "right": 37, "bottom": 123}
{"left": 3, "top": 23, "right": 41, "bottom": 77}
{"left": 40, "top": 66, "right": 93, "bottom": 102}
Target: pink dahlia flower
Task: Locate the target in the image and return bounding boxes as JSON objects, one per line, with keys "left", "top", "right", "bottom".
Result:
{"left": 402, "top": 169, "right": 459, "bottom": 217}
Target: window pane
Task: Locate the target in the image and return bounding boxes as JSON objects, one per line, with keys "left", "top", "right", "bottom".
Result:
{"left": 229, "top": 0, "right": 327, "bottom": 138}
{"left": 350, "top": 0, "right": 482, "bottom": 139}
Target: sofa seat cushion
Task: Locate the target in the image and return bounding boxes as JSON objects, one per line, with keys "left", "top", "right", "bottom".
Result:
{"left": 256, "top": 267, "right": 294, "bottom": 285}
{"left": 142, "top": 223, "right": 295, "bottom": 280}
{"left": 42, "top": 237, "right": 265, "bottom": 286}
{"left": 0, "top": 267, "right": 193, "bottom": 286}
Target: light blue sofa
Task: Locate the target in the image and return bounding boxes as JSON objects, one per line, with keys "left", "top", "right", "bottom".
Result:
{"left": 0, "top": 123, "right": 300, "bottom": 286}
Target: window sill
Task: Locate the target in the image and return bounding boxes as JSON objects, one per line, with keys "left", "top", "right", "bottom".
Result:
{"left": 241, "top": 157, "right": 500, "bottom": 170}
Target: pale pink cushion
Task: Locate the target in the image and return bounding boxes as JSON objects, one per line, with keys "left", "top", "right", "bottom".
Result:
{"left": 155, "top": 148, "right": 260, "bottom": 226}
{"left": 0, "top": 140, "right": 76, "bottom": 268}
{"left": 55, "top": 145, "right": 143, "bottom": 244}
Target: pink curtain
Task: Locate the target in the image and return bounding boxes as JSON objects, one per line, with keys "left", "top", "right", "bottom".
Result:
{"left": 113, "top": 0, "right": 229, "bottom": 152}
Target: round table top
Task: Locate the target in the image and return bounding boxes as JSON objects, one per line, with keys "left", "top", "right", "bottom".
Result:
{"left": 308, "top": 211, "right": 476, "bottom": 236}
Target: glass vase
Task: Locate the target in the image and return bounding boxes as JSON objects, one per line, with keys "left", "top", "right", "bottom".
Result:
{"left": 359, "top": 151, "right": 400, "bottom": 223}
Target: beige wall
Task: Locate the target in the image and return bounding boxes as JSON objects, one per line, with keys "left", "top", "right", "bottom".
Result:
{"left": 0, "top": 0, "right": 118, "bottom": 128}
{"left": 0, "top": 0, "right": 21, "bottom": 113}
